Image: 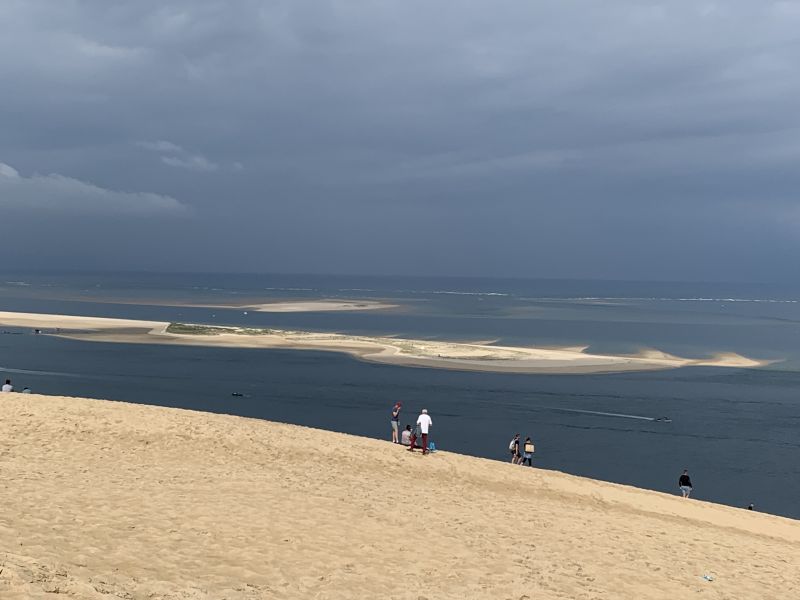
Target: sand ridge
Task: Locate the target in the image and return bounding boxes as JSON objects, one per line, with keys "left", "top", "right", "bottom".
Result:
{"left": 0, "top": 310, "right": 770, "bottom": 374}
{"left": 8, "top": 298, "right": 399, "bottom": 313}
{"left": 0, "top": 393, "right": 798, "bottom": 599}
{"left": 244, "top": 299, "right": 397, "bottom": 312}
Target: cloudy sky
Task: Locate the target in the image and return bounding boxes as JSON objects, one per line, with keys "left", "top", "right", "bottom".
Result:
{"left": 2, "top": 1, "right": 799, "bottom": 281}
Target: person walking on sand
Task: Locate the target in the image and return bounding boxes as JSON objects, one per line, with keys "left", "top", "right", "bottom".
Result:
{"left": 390, "top": 402, "right": 402, "bottom": 443}
{"left": 1, "top": 379, "right": 13, "bottom": 392}
{"left": 520, "top": 436, "right": 535, "bottom": 466}
{"left": 508, "top": 433, "right": 521, "bottom": 464}
{"left": 408, "top": 409, "right": 433, "bottom": 455}
{"left": 679, "top": 469, "right": 693, "bottom": 498}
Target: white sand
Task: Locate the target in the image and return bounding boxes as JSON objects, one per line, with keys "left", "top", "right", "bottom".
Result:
{"left": 0, "top": 311, "right": 164, "bottom": 331}
{"left": 244, "top": 300, "right": 397, "bottom": 312}
{"left": 1, "top": 394, "right": 798, "bottom": 599}
{"left": 65, "top": 299, "right": 398, "bottom": 313}
{"left": 0, "top": 311, "right": 769, "bottom": 374}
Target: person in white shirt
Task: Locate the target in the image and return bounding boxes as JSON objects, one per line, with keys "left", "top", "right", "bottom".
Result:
{"left": 400, "top": 425, "right": 412, "bottom": 446}
{"left": 408, "top": 409, "right": 433, "bottom": 455}
{"left": 1, "top": 379, "right": 13, "bottom": 392}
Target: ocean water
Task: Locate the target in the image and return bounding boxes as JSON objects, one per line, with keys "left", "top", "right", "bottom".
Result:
{"left": 1, "top": 272, "right": 799, "bottom": 518}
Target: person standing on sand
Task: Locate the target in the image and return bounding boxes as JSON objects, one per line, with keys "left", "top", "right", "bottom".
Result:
{"left": 408, "top": 409, "right": 432, "bottom": 455}
{"left": 390, "top": 402, "right": 402, "bottom": 443}
{"left": 679, "top": 469, "right": 693, "bottom": 498}
{"left": 520, "top": 436, "right": 535, "bottom": 466}
{"left": 408, "top": 423, "right": 420, "bottom": 450}
{"left": 1, "top": 379, "right": 13, "bottom": 392}
{"left": 508, "top": 433, "right": 521, "bottom": 464}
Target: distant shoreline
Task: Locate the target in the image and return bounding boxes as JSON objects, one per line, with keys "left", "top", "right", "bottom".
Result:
{"left": 0, "top": 311, "right": 771, "bottom": 375}
{"left": 0, "top": 296, "right": 399, "bottom": 313}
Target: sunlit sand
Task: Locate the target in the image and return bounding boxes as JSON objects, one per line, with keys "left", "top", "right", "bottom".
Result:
{"left": 1, "top": 393, "right": 797, "bottom": 598}
{"left": 0, "top": 311, "right": 770, "bottom": 374}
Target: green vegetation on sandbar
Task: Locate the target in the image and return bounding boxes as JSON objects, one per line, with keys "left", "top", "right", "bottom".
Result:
{"left": 166, "top": 323, "right": 236, "bottom": 335}
{"left": 166, "top": 323, "right": 279, "bottom": 336}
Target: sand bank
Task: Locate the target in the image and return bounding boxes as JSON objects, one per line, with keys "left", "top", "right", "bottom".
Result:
{"left": 127, "top": 299, "right": 398, "bottom": 313}
{"left": 47, "top": 298, "right": 398, "bottom": 313}
{"left": 0, "top": 311, "right": 769, "bottom": 374}
{"left": 243, "top": 299, "right": 397, "bottom": 312}
{"left": 1, "top": 393, "right": 798, "bottom": 599}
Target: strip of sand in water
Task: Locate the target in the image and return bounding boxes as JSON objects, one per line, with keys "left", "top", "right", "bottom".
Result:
{"left": 243, "top": 299, "right": 398, "bottom": 312}
{"left": 6, "top": 297, "right": 399, "bottom": 313}
{"left": 0, "top": 310, "right": 771, "bottom": 374}
{"left": 111, "top": 299, "right": 399, "bottom": 312}
{"left": 0, "top": 393, "right": 798, "bottom": 599}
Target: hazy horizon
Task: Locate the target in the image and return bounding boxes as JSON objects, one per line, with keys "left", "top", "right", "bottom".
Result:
{"left": 3, "top": 269, "right": 800, "bottom": 291}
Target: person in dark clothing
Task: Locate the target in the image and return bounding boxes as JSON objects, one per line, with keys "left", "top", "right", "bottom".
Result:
{"left": 390, "top": 402, "right": 402, "bottom": 443}
{"left": 679, "top": 469, "right": 693, "bottom": 498}
{"left": 520, "top": 437, "right": 535, "bottom": 466}
{"left": 508, "top": 433, "right": 521, "bottom": 464}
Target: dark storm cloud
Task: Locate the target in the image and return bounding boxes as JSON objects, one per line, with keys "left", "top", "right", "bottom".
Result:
{"left": 1, "top": 1, "right": 799, "bottom": 280}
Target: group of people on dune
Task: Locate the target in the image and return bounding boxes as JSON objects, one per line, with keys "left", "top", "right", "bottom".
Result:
{"left": 390, "top": 402, "right": 538, "bottom": 465}
{"left": 507, "top": 433, "right": 536, "bottom": 466}
{"left": 389, "top": 402, "right": 706, "bottom": 501}
{"left": 0, "top": 378, "right": 31, "bottom": 393}
{"left": 391, "top": 402, "right": 434, "bottom": 454}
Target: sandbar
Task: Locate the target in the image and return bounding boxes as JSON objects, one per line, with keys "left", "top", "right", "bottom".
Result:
{"left": 133, "top": 299, "right": 398, "bottom": 313}
{"left": 42, "top": 298, "right": 399, "bottom": 313}
{"left": 1, "top": 393, "right": 798, "bottom": 598}
{"left": 0, "top": 311, "right": 770, "bottom": 374}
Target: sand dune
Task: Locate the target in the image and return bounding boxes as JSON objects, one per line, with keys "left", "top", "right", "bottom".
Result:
{"left": 0, "top": 393, "right": 798, "bottom": 599}
{"left": 0, "top": 310, "right": 770, "bottom": 374}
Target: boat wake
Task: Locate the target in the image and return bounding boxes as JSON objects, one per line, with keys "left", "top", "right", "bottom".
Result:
{"left": 544, "top": 407, "right": 663, "bottom": 421}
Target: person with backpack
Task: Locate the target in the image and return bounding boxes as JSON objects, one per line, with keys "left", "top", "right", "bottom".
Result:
{"left": 520, "top": 437, "right": 535, "bottom": 466}
{"left": 508, "top": 433, "right": 521, "bottom": 464}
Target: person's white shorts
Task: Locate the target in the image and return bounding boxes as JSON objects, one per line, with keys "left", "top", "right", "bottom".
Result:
{"left": 391, "top": 421, "right": 399, "bottom": 433}
{"left": 680, "top": 485, "right": 692, "bottom": 495}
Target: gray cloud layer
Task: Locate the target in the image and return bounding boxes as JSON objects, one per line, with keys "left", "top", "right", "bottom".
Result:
{"left": 1, "top": 1, "right": 799, "bottom": 280}
{"left": 0, "top": 161, "right": 187, "bottom": 214}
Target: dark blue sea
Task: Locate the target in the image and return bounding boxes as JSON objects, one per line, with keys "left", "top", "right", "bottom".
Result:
{"left": 1, "top": 272, "right": 798, "bottom": 518}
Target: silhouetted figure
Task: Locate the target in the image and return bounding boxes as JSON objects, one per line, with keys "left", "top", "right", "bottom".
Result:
{"left": 679, "top": 469, "right": 693, "bottom": 498}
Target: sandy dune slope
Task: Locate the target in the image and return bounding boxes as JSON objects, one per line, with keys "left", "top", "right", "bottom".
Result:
{"left": 1, "top": 394, "right": 798, "bottom": 599}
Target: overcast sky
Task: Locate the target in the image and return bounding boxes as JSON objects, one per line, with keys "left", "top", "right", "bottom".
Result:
{"left": 2, "top": 1, "right": 799, "bottom": 281}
